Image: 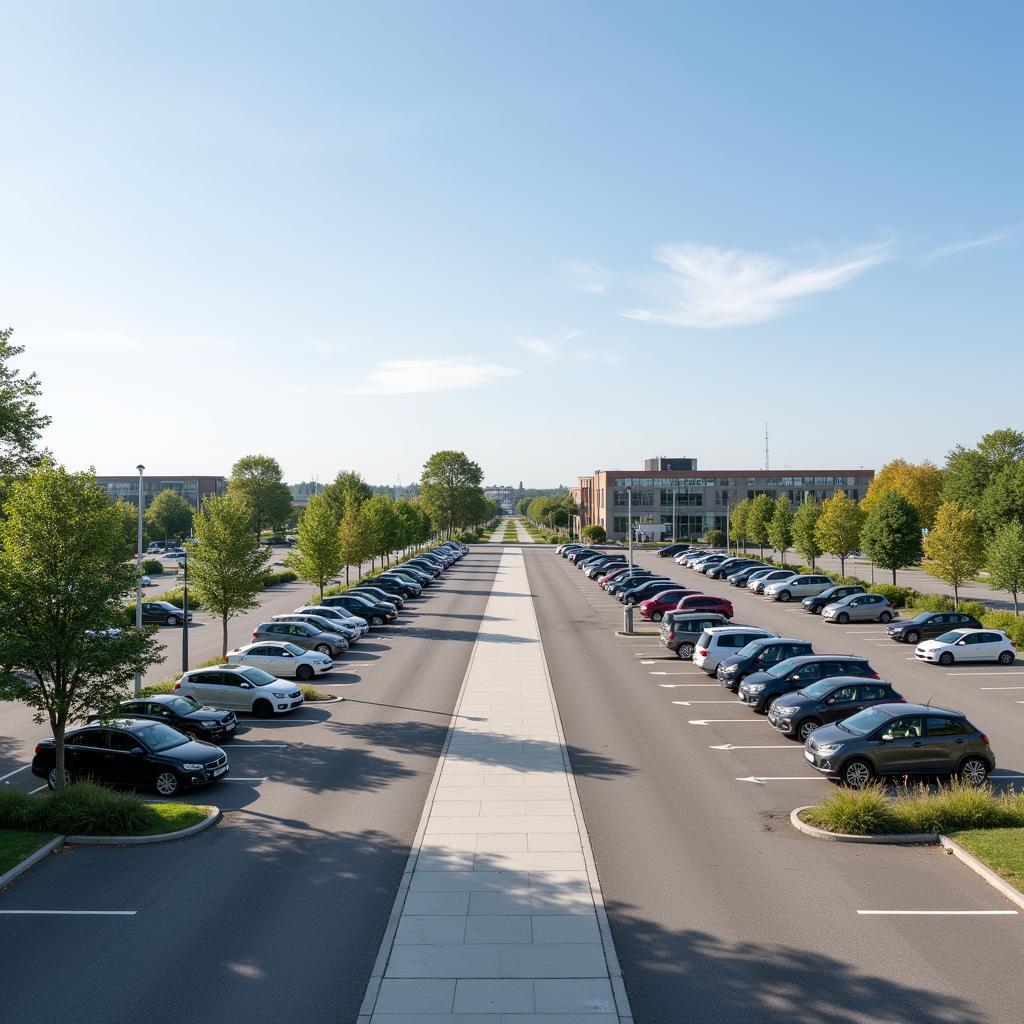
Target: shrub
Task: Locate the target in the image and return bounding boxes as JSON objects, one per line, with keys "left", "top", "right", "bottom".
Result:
{"left": 455, "top": 529, "right": 480, "bottom": 544}
{"left": 833, "top": 575, "right": 870, "bottom": 588}
{"left": 890, "top": 782, "right": 1023, "bottom": 834}
{"left": 582, "top": 524, "right": 607, "bottom": 543}
{"left": 139, "top": 680, "right": 176, "bottom": 696}
{"left": 141, "top": 558, "right": 165, "bottom": 575}
{"left": 702, "top": 529, "right": 726, "bottom": 547}
{"left": 299, "top": 683, "right": 333, "bottom": 701}
{"left": 0, "top": 787, "right": 36, "bottom": 829}
{"left": 802, "top": 785, "right": 899, "bottom": 835}
{"left": 958, "top": 599, "right": 989, "bottom": 621}
{"left": 262, "top": 569, "right": 298, "bottom": 588}
{"left": 872, "top": 584, "right": 920, "bottom": 609}
{"left": 911, "top": 593, "right": 957, "bottom": 613}
{"left": 154, "top": 587, "right": 202, "bottom": 611}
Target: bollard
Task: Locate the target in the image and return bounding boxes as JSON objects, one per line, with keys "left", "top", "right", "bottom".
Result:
{"left": 623, "top": 604, "right": 634, "bottom": 634}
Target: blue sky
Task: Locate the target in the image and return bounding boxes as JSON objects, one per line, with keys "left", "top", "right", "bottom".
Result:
{"left": 2, "top": 1, "right": 1021, "bottom": 487}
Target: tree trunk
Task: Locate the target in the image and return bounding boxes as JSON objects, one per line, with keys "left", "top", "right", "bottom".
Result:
{"left": 892, "top": 568, "right": 897, "bottom": 585}
{"left": 1013, "top": 590, "right": 1019, "bottom": 615}
{"left": 839, "top": 556, "right": 846, "bottom": 577}
{"left": 222, "top": 616, "right": 229, "bottom": 657}
{"left": 345, "top": 565, "right": 350, "bottom": 585}
{"left": 953, "top": 583, "right": 959, "bottom": 609}
{"left": 319, "top": 582, "right": 324, "bottom": 603}
{"left": 54, "top": 727, "right": 66, "bottom": 791}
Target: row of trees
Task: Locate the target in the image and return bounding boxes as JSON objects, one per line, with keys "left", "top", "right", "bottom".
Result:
{"left": 518, "top": 491, "right": 577, "bottom": 530}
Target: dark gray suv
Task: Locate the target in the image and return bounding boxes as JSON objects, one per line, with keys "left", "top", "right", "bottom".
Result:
{"left": 804, "top": 703, "right": 995, "bottom": 788}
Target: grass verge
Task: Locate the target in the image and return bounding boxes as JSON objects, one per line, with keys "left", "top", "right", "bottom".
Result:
{"left": 953, "top": 828, "right": 1024, "bottom": 891}
{"left": 0, "top": 829, "right": 57, "bottom": 875}
{"left": 300, "top": 684, "right": 334, "bottom": 701}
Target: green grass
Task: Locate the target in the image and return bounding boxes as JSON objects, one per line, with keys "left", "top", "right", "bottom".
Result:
{"left": 300, "top": 683, "right": 333, "bottom": 701}
{"left": 136, "top": 803, "right": 210, "bottom": 835}
{"left": 0, "top": 829, "right": 57, "bottom": 875}
{"left": 953, "top": 828, "right": 1024, "bottom": 891}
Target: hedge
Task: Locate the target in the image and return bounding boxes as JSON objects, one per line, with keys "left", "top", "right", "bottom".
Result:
{"left": 141, "top": 558, "right": 165, "bottom": 576}
{"left": 262, "top": 569, "right": 298, "bottom": 587}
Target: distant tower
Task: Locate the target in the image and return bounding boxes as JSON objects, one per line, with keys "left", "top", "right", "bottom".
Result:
{"left": 764, "top": 423, "right": 769, "bottom": 471}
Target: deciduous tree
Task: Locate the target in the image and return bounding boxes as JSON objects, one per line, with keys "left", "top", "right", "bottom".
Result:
{"left": 746, "top": 494, "right": 774, "bottom": 558}
{"left": 862, "top": 459, "right": 944, "bottom": 530}
{"left": 420, "top": 450, "right": 485, "bottom": 538}
{"left": 321, "top": 470, "right": 372, "bottom": 523}
{"left": 228, "top": 454, "right": 294, "bottom": 539}
{"left": 730, "top": 498, "right": 750, "bottom": 552}
{"left": 767, "top": 496, "right": 794, "bottom": 564}
{"left": 0, "top": 327, "right": 52, "bottom": 480}
{"left": 860, "top": 489, "right": 922, "bottom": 585}
{"left": 792, "top": 498, "right": 822, "bottom": 568}
{"left": 986, "top": 520, "right": 1024, "bottom": 615}
{"left": 923, "top": 501, "right": 985, "bottom": 609}
{"left": 338, "top": 503, "right": 371, "bottom": 586}
{"left": 362, "top": 494, "right": 400, "bottom": 569}
{"left": 287, "top": 494, "right": 343, "bottom": 603}
{"left": 144, "top": 488, "right": 193, "bottom": 541}
{"left": 814, "top": 490, "right": 864, "bottom": 577}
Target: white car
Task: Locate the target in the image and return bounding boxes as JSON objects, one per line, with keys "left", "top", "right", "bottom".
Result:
{"left": 139, "top": 575, "right": 153, "bottom": 587}
{"left": 915, "top": 629, "right": 1016, "bottom": 667}
{"left": 227, "top": 641, "right": 333, "bottom": 680}
{"left": 175, "top": 665, "right": 304, "bottom": 716}
{"left": 692, "top": 625, "right": 777, "bottom": 674}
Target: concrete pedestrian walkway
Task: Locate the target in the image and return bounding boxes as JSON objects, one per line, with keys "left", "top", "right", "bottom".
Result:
{"left": 488, "top": 518, "right": 509, "bottom": 543}
{"left": 359, "top": 547, "right": 632, "bottom": 1023}
{"left": 513, "top": 519, "right": 533, "bottom": 544}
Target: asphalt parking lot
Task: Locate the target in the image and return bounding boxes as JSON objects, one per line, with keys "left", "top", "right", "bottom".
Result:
{"left": 526, "top": 547, "right": 1024, "bottom": 1024}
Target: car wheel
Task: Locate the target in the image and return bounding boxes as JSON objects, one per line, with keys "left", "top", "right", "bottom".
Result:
{"left": 678, "top": 642, "right": 695, "bottom": 660}
{"left": 166, "top": 615, "right": 179, "bottom": 626}
{"left": 958, "top": 757, "right": 989, "bottom": 786}
{"left": 778, "top": 591, "right": 791, "bottom": 603}
{"left": 905, "top": 630, "right": 920, "bottom": 644}
{"left": 372, "top": 615, "right": 384, "bottom": 626}
{"left": 939, "top": 652, "right": 954, "bottom": 666}
{"left": 47, "top": 767, "right": 73, "bottom": 790}
{"left": 836, "top": 613, "right": 850, "bottom": 625}
{"left": 154, "top": 770, "right": 181, "bottom": 797}
{"left": 315, "top": 643, "right": 331, "bottom": 655}
{"left": 651, "top": 611, "right": 663, "bottom": 622}
{"left": 253, "top": 698, "right": 273, "bottom": 718}
{"left": 798, "top": 718, "right": 822, "bottom": 743}
{"left": 626, "top": 596, "right": 636, "bottom": 606}
{"left": 296, "top": 664, "right": 314, "bottom": 681}
{"left": 879, "top": 611, "right": 892, "bottom": 623}
{"left": 999, "top": 650, "right": 1015, "bottom": 665}
{"left": 842, "top": 758, "right": 874, "bottom": 789}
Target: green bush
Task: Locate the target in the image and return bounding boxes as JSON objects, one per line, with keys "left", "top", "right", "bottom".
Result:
{"left": 262, "top": 569, "right": 298, "bottom": 587}
{"left": 833, "top": 575, "right": 870, "bottom": 588}
{"left": 911, "top": 593, "right": 957, "bottom": 613}
{"left": 872, "top": 584, "right": 921, "bottom": 609}
{"left": 455, "top": 529, "right": 480, "bottom": 543}
{"left": 582, "top": 524, "right": 607, "bottom": 543}
{"left": 141, "top": 558, "right": 165, "bottom": 576}
{"left": 803, "top": 785, "right": 898, "bottom": 835}
{"left": 0, "top": 783, "right": 148, "bottom": 835}
{"left": 154, "top": 587, "right": 202, "bottom": 611}
{"left": 958, "top": 599, "right": 990, "bottom": 621}
{"left": 139, "top": 680, "right": 176, "bottom": 696}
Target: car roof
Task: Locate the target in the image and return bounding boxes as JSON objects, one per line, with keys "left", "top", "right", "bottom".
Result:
{"left": 786, "top": 654, "right": 865, "bottom": 663}
{"left": 750, "top": 637, "right": 809, "bottom": 646}
{"left": 126, "top": 694, "right": 180, "bottom": 706}
{"left": 705, "top": 625, "right": 772, "bottom": 635}
{"left": 183, "top": 665, "right": 248, "bottom": 676}
{"left": 871, "top": 702, "right": 964, "bottom": 717}
{"left": 75, "top": 717, "right": 151, "bottom": 732}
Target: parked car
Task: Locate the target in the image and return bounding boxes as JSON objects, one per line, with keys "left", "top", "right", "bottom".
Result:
{"left": 175, "top": 665, "right": 304, "bottom": 716}
{"left": 726, "top": 564, "right": 769, "bottom": 587}
{"left": 768, "top": 678, "right": 905, "bottom": 742}
{"left": 140, "top": 601, "right": 192, "bottom": 626}
{"left": 139, "top": 575, "right": 153, "bottom": 587}
{"left": 88, "top": 694, "right": 236, "bottom": 743}
{"left": 567, "top": 548, "right": 602, "bottom": 564}
{"left": 803, "top": 703, "right": 994, "bottom": 788}
{"left": 677, "top": 549, "right": 708, "bottom": 566}
{"left": 146, "top": 541, "right": 169, "bottom": 554}
{"left": 694, "top": 554, "right": 730, "bottom": 574}
{"left": 706, "top": 558, "right": 762, "bottom": 581}
{"left": 748, "top": 569, "right": 796, "bottom": 594}
{"left": 886, "top": 611, "right": 982, "bottom": 644}
{"left": 252, "top": 620, "right": 349, "bottom": 656}
{"left": 692, "top": 625, "right": 777, "bottom": 674}
{"left": 716, "top": 637, "right": 815, "bottom": 692}
{"left": 280, "top": 611, "right": 366, "bottom": 640}
{"left": 384, "top": 568, "right": 432, "bottom": 587}
{"left": 915, "top": 629, "right": 1016, "bottom": 666}
{"left": 321, "top": 593, "right": 398, "bottom": 625}
{"left": 360, "top": 576, "right": 419, "bottom": 599}
{"left": 802, "top": 584, "right": 865, "bottom": 615}
{"left": 658, "top": 543, "right": 690, "bottom": 558}
{"left": 638, "top": 589, "right": 699, "bottom": 621}
{"left": 603, "top": 568, "right": 651, "bottom": 591}
{"left": 32, "top": 719, "right": 229, "bottom": 795}
{"left": 610, "top": 574, "right": 668, "bottom": 599}
{"left": 351, "top": 585, "right": 403, "bottom": 610}
{"left": 621, "top": 578, "right": 683, "bottom": 606}
{"left": 227, "top": 640, "right": 334, "bottom": 680}
{"left": 822, "top": 593, "right": 896, "bottom": 624}
{"left": 599, "top": 565, "right": 643, "bottom": 587}
{"left": 659, "top": 612, "right": 731, "bottom": 659}
{"left": 738, "top": 655, "right": 878, "bottom": 713}
{"left": 763, "top": 574, "right": 834, "bottom": 603}
{"left": 674, "top": 594, "right": 734, "bottom": 619}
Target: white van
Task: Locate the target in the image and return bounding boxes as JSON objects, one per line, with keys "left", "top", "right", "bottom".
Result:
{"left": 692, "top": 625, "right": 777, "bottom": 674}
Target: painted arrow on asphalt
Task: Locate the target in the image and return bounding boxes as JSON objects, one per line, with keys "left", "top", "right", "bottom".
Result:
{"left": 673, "top": 700, "right": 737, "bottom": 706}
{"left": 736, "top": 776, "right": 823, "bottom": 785}
{"left": 659, "top": 683, "right": 719, "bottom": 688}
{"left": 650, "top": 671, "right": 696, "bottom": 676}
{"left": 710, "top": 743, "right": 792, "bottom": 750}
{"left": 689, "top": 719, "right": 764, "bottom": 725}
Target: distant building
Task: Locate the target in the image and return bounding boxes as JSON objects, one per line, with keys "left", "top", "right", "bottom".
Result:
{"left": 484, "top": 485, "right": 517, "bottom": 513}
{"left": 574, "top": 456, "right": 873, "bottom": 542}
{"left": 95, "top": 475, "right": 226, "bottom": 510}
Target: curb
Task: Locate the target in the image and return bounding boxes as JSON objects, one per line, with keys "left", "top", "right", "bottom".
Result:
{"left": 0, "top": 835, "right": 64, "bottom": 891}
{"left": 939, "top": 836, "right": 1024, "bottom": 912}
{"left": 613, "top": 630, "right": 660, "bottom": 637}
{"left": 303, "top": 695, "right": 345, "bottom": 704}
{"left": 790, "top": 807, "right": 938, "bottom": 845}
{"left": 68, "top": 805, "right": 222, "bottom": 846}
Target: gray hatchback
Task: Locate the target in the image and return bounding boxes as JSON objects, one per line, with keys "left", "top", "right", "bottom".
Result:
{"left": 253, "top": 620, "right": 349, "bottom": 657}
{"left": 804, "top": 703, "right": 994, "bottom": 788}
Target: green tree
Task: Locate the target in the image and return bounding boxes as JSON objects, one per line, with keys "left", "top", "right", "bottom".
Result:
{"left": 0, "top": 465, "right": 160, "bottom": 789}
{"left": 923, "top": 501, "right": 985, "bottom": 609}
{"left": 861, "top": 459, "right": 944, "bottom": 530}
{"left": 0, "top": 327, "right": 52, "bottom": 480}
{"left": 420, "top": 450, "right": 485, "bottom": 538}
{"left": 321, "top": 470, "right": 372, "bottom": 523}
{"left": 767, "top": 496, "right": 794, "bottom": 564}
{"left": 986, "top": 520, "right": 1024, "bottom": 615}
{"left": 287, "top": 494, "right": 343, "bottom": 603}
{"left": 338, "top": 503, "right": 372, "bottom": 586}
{"left": 942, "top": 429, "right": 1024, "bottom": 514}
{"left": 188, "top": 494, "right": 270, "bottom": 656}
{"left": 792, "top": 498, "right": 823, "bottom": 568}
{"left": 814, "top": 490, "right": 864, "bottom": 576}
{"left": 144, "top": 488, "right": 194, "bottom": 541}
{"left": 860, "top": 489, "right": 922, "bottom": 585}
{"left": 393, "top": 499, "right": 426, "bottom": 554}
{"left": 582, "top": 524, "right": 606, "bottom": 543}
{"left": 703, "top": 528, "right": 726, "bottom": 547}
{"left": 730, "top": 498, "right": 750, "bottom": 552}
{"left": 228, "top": 454, "right": 294, "bottom": 539}
{"left": 746, "top": 494, "right": 774, "bottom": 558}
{"left": 977, "top": 461, "right": 1024, "bottom": 537}
{"left": 362, "top": 494, "right": 401, "bottom": 569}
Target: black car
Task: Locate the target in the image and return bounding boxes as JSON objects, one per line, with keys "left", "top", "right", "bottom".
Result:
{"left": 358, "top": 577, "right": 418, "bottom": 600}
{"left": 768, "top": 677, "right": 904, "bottom": 742}
{"left": 140, "top": 601, "right": 192, "bottom": 626}
{"left": 568, "top": 548, "right": 602, "bottom": 564}
{"left": 352, "top": 585, "right": 404, "bottom": 609}
{"left": 658, "top": 543, "right": 690, "bottom": 558}
{"left": 716, "top": 637, "right": 815, "bottom": 692}
{"left": 706, "top": 558, "right": 762, "bottom": 581}
{"left": 386, "top": 567, "right": 433, "bottom": 586}
{"left": 726, "top": 564, "right": 769, "bottom": 587}
{"left": 609, "top": 573, "right": 666, "bottom": 598}
{"left": 621, "top": 579, "right": 685, "bottom": 606}
{"left": 89, "top": 694, "right": 236, "bottom": 742}
{"left": 321, "top": 593, "right": 398, "bottom": 625}
{"left": 802, "top": 584, "right": 865, "bottom": 615}
{"left": 886, "top": 611, "right": 982, "bottom": 644}
{"left": 31, "top": 719, "right": 229, "bottom": 796}
{"left": 737, "top": 655, "right": 879, "bottom": 713}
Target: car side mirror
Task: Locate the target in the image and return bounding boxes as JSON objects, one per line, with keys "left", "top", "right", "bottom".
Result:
{"left": 880, "top": 733, "right": 893, "bottom": 742}
{"left": 956, "top": 640, "right": 966, "bottom": 646}
{"left": 131, "top": 747, "right": 145, "bottom": 756}
{"left": 825, "top": 697, "right": 835, "bottom": 705}
{"left": 240, "top": 682, "right": 252, "bottom": 689}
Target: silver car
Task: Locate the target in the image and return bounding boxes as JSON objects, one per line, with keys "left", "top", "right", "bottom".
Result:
{"left": 748, "top": 569, "right": 796, "bottom": 594}
{"left": 253, "top": 620, "right": 350, "bottom": 656}
{"left": 822, "top": 593, "right": 896, "bottom": 624}
{"left": 294, "top": 606, "right": 370, "bottom": 639}
{"left": 763, "top": 574, "right": 835, "bottom": 602}
{"left": 276, "top": 612, "right": 364, "bottom": 640}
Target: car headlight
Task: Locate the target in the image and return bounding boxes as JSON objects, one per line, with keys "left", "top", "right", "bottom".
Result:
{"left": 721, "top": 665, "right": 738, "bottom": 675}
{"left": 199, "top": 721, "right": 218, "bottom": 729}
{"left": 775, "top": 706, "right": 798, "bottom": 715}
{"left": 271, "top": 690, "right": 289, "bottom": 698}
{"left": 746, "top": 683, "right": 765, "bottom": 692}
{"left": 182, "top": 762, "right": 205, "bottom": 771}
{"left": 815, "top": 743, "right": 843, "bottom": 754}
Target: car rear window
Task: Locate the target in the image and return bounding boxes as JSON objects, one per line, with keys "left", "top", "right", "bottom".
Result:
{"left": 696, "top": 631, "right": 713, "bottom": 648}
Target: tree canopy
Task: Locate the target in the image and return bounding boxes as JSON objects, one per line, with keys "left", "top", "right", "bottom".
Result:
{"left": 144, "top": 488, "right": 194, "bottom": 541}
{"left": 792, "top": 498, "right": 823, "bottom": 568}
{"left": 419, "top": 450, "right": 486, "bottom": 537}
{"left": 814, "top": 489, "right": 864, "bottom": 576}
{"left": 0, "top": 327, "right": 51, "bottom": 480}
{"left": 228, "top": 454, "right": 294, "bottom": 538}
{"left": 860, "top": 489, "right": 922, "bottom": 584}
{"left": 923, "top": 501, "right": 985, "bottom": 608}
{"left": 861, "top": 459, "right": 944, "bottom": 530}
{"left": 287, "top": 494, "right": 344, "bottom": 603}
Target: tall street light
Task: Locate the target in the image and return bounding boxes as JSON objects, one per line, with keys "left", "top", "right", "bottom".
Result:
{"left": 134, "top": 464, "right": 144, "bottom": 695}
{"left": 627, "top": 487, "right": 633, "bottom": 578}
{"left": 181, "top": 548, "right": 190, "bottom": 672}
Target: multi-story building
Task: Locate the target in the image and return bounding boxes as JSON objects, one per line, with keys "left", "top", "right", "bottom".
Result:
{"left": 95, "top": 475, "right": 226, "bottom": 510}
{"left": 574, "top": 457, "right": 874, "bottom": 541}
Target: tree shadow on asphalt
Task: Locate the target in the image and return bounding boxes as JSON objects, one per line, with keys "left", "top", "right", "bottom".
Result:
{"left": 390, "top": 624, "right": 537, "bottom": 644}
{"left": 399, "top": 611, "right": 510, "bottom": 622}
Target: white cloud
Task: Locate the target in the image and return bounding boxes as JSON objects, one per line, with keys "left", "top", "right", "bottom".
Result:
{"left": 346, "top": 358, "right": 519, "bottom": 395}
{"left": 927, "top": 228, "right": 1014, "bottom": 259}
{"left": 558, "top": 260, "right": 609, "bottom": 295}
{"left": 516, "top": 330, "right": 586, "bottom": 362}
{"left": 623, "top": 242, "right": 891, "bottom": 328}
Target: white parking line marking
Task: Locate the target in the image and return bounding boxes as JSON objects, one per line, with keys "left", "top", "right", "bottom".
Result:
{"left": 981, "top": 686, "right": 1024, "bottom": 690}
{"left": 673, "top": 700, "right": 738, "bottom": 706}
{"left": 736, "top": 776, "right": 822, "bottom": 784}
{"left": 858, "top": 910, "right": 1017, "bottom": 916}
{"left": 650, "top": 671, "right": 699, "bottom": 676}
{"left": 689, "top": 719, "right": 763, "bottom": 725}
{"left": 711, "top": 743, "right": 792, "bottom": 750}
{"left": 222, "top": 777, "right": 268, "bottom": 783}
{"left": 29, "top": 786, "right": 46, "bottom": 794}
{"left": 640, "top": 660, "right": 663, "bottom": 665}
{"left": 224, "top": 744, "right": 288, "bottom": 749}
{"left": 946, "top": 671, "right": 1024, "bottom": 676}
{"left": 659, "top": 683, "right": 719, "bottom": 688}
{"left": 0, "top": 910, "right": 138, "bottom": 916}
{"left": 0, "top": 765, "right": 29, "bottom": 784}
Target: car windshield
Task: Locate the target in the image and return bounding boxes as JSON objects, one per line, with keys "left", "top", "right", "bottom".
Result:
{"left": 283, "top": 642, "right": 307, "bottom": 655}
{"left": 798, "top": 680, "right": 837, "bottom": 700}
{"left": 736, "top": 640, "right": 768, "bottom": 657}
{"left": 167, "top": 696, "right": 200, "bottom": 715}
{"left": 838, "top": 707, "right": 894, "bottom": 736}
{"left": 936, "top": 630, "right": 968, "bottom": 644}
{"left": 346, "top": 594, "right": 374, "bottom": 605}
{"left": 766, "top": 658, "right": 802, "bottom": 677}
{"left": 134, "top": 721, "right": 189, "bottom": 752}
{"left": 240, "top": 667, "right": 278, "bottom": 687}
{"left": 906, "top": 612, "right": 932, "bottom": 624}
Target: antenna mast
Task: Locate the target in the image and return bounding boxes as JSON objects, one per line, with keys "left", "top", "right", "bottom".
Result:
{"left": 764, "top": 422, "right": 769, "bottom": 471}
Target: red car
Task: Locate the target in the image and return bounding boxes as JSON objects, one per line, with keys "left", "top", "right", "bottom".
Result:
{"left": 674, "top": 594, "right": 733, "bottom": 618}
{"left": 639, "top": 589, "right": 699, "bottom": 621}
{"left": 599, "top": 565, "right": 642, "bottom": 588}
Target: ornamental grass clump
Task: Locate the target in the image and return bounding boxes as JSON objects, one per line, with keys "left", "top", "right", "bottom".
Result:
{"left": 802, "top": 785, "right": 899, "bottom": 835}
{"left": 890, "top": 782, "right": 1024, "bottom": 834}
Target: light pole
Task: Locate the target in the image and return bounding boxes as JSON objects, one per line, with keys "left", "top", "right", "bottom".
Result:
{"left": 134, "top": 464, "right": 144, "bottom": 695}
{"left": 726, "top": 498, "right": 731, "bottom": 551}
{"left": 182, "top": 549, "right": 190, "bottom": 672}
{"left": 627, "top": 488, "right": 633, "bottom": 578}
{"left": 672, "top": 485, "right": 677, "bottom": 544}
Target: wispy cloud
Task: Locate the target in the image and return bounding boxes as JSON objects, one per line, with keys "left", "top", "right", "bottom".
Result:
{"left": 927, "top": 228, "right": 1014, "bottom": 260}
{"left": 516, "top": 330, "right": 586, "bottom": 362}
{"left": 623, "top": 242, "right": 891, "bottom": 328}
{"left": 558, "top": 260, "right": 610, "bottom": 295}
{"left": 346, "top": 358, "right": 519, "bottom": 395}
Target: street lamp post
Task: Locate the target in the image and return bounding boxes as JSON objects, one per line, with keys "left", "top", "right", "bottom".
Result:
{"left": 134, "top": 464, "right": 144, "bottom": 695}
{"left": 672, "top": 486, "right": 677, "bottom": 545}
{"left": 182, "top": 549, "right": 189, "bottom": 672}
{"left": 627, "top": 488, "right": 633, "bottom": 578}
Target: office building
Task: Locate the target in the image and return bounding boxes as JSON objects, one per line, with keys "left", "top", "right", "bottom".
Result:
{"left": 95, "top": 475, "right": 226, "bottom": 510}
